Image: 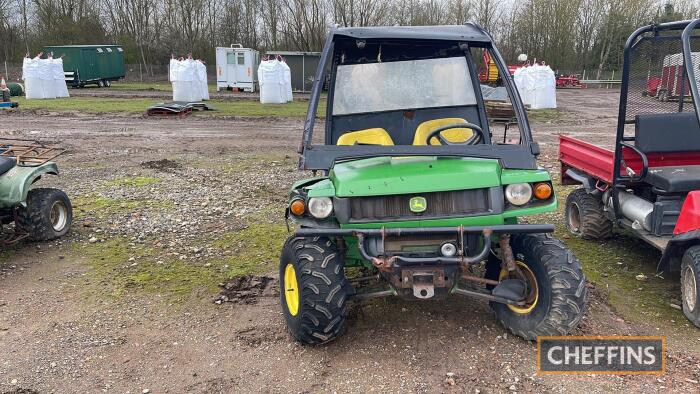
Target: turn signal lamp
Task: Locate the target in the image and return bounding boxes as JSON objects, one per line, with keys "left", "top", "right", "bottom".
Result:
{"left": 533, "top": 182, "right": 553, "bottom": 200}
{"left": 290, "top": 199, "right": 306, "bottom": 216}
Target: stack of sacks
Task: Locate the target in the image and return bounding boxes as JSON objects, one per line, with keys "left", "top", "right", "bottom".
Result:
{"left": 22, "top": 56, "right": 69, "bottom": 99}
{"left": 170, "top": 58, "right": 208, "bottom": 102}
{"left": 513, "top": 63, "right": 556, "bottom": 109}
{"left": 258, "top": 59, "right": 293, "bottom": 104}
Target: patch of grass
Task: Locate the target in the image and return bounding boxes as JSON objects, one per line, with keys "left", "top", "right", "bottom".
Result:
{"left": 75, "top": 221, "right": 289, "bottom": 301}
{"left": 73, "top": 193, "right": 174, "bottom": 219}
{"left": 76, "top": 239, "right": 218, "bottom": 299}
{"left": 15, "top": 96, "right": 325, "bottom": 118}
{"left": 213, "top": 222, "right": 289, "bottom": 277}
{"left": 527, "top": 108, "right": 562, "bottom": 122}
{"left": 104, "top": 176, "right": 161, "bottom": 187}
{"left": 107, "top": 82, "right": 175, "bottom": 92}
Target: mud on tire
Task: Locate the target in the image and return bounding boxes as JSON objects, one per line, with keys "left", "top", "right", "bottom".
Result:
{"left": 16, "top": 188, "right": 73, "bottom": 241}
{"left": 681, "top": 246, "right": 700, "bottom": 328}
{"left": 565, "top": 188, "right": 613, "bottom": 240}
{"left": 280, "top": 236, "right": 349, "bottom": 345}
{"left": 491, "top": 233, "right": 588, "bottom": 340}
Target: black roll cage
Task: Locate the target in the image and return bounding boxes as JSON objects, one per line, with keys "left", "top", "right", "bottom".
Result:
{"left": 611, "top": 19, "right": 700, "bottom": 221}
{"left": 298, "top": 24, "right": 538, "bottom": 172}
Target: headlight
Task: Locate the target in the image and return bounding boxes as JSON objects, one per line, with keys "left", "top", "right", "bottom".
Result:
{"left": 308, "top": 197, "right": 333, "bottom": 219}
{"left": 505, "top": 183, "right": 533, "bottom": 206}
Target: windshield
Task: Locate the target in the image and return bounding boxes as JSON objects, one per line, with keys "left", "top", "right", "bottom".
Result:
{"left": 332, "top": 57, "right": 477, "bottom": 115}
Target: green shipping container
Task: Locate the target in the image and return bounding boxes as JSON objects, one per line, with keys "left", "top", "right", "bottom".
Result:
{"left": 42, "top": 45, "right": 126, "bottom": 87}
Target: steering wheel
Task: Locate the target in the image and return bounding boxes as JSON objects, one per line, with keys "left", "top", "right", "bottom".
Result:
{"left": 425, "top": 123, "right": 485, "bottom": 145}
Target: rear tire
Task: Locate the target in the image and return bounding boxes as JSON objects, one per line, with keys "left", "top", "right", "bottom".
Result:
{"left": 97, "top": 80, "right": 105, "bottom": 88}
{"left": 565, "top": 188, "right": 613, "bottom": 240}
{"left": 16, "top": 188, "right": 73, "bottom": 241}
{"left": 681, "top": 246, "right": 700, "bottom": 327}
{"left": 280, "top": 236, "right": 349, "bottom": 345}
{"left": 491, "top": 234, "right": 588, "bottom": 340}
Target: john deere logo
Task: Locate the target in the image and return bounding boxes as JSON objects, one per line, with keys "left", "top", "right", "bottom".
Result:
{"left": 409, "top": 196, "right": 427, "bottom": 213}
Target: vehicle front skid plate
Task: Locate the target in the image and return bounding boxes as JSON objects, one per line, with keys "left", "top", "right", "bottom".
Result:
{"left": 294, "top": 224, "right": 554, "bottom": 270}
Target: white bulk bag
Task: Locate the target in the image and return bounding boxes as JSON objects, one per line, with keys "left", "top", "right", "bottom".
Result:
{"left": 23, "top": 58, "right": 43, "bottom": 100}
{"left": 529, "top": 64, "right": 556, "bottom": 109}
{"left": 513, "top": 66, "right": 530, "bottom": 106}
{"left": 196, "top": 61, "right": 209, "bottom": 101}
{"left": 39, "top": 58, "right": 56, "bottom": 99}
{"left": 53, "top": 58, "right": 69, "bottom": 98}
{"left": 171, "top": 59, "right": 202, "bottom": 102}
{"left": 258, "top": 60, "right": 285, "bottom": 104}
{"left": 281, "top": 61, "right": 293, "bottom": 102}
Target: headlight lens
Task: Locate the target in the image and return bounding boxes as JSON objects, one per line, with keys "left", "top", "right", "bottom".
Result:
{"left": 308, "top": 197, "right": 333, "bottom": 219}
{"left": 505, "top": 183, "right": 533, "bottom": 206}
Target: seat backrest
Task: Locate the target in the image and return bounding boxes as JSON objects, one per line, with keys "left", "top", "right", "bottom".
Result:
{"left": 336, "top": 128, "right": 394, "bottom": 146}
{"left": 635, "top": 112, "right": 700, "bottom": 153}
{"left": 412, "top": 118, "right": 474, "bottom": 146}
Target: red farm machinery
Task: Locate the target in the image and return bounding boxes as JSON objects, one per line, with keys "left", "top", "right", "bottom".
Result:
{"left": 645, "top": 52, "right": 700, "bottom": 100}
{"left": 560, "top": 19, "right": 700, "bottom": 327}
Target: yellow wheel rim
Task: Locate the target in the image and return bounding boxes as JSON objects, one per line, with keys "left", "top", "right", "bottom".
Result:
{"left": 284, "top": 263, "right": 300, "bottom": 316}
{"left": 499, "top": 261, "right": 539, "bottom": 314}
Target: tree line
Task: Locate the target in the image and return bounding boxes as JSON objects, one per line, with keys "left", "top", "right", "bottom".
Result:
{"left": 0, "top": 0, "right": 698, "bottom": 78}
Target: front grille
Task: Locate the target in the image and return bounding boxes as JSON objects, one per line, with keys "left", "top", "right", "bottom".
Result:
{"left": 348, "top": 189, "right": 491, "bottom": 222}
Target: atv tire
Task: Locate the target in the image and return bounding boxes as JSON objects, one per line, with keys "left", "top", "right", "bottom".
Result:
{"left": 681, "top": 246, "right": 700, "bottom": 328}
{"left": 280, "top": 236, "right": 349, "bottom": 345}
{"left": 491, "top": 233, "right": 588, "bottom": 340}
{"left": 565, "top": 188, "right": 613, "bottom": 240}
{"left": 17, "top": 188, "right": 73, "bottom": 241}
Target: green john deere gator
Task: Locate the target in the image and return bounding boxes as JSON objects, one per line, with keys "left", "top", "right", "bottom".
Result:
{"left": 280, "top": 25, "right": 587, "bottom": 345}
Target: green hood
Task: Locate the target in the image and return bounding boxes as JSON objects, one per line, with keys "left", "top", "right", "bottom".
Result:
{"left": 329, "top": 157, "right": 501, "bottom": 197}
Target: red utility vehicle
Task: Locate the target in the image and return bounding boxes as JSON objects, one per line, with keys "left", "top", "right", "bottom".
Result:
{"left": 560, "top": 20, "right": 700, "bottom": 327}
{"left": 555, "top": 74, "right": 584, "bottom": 89}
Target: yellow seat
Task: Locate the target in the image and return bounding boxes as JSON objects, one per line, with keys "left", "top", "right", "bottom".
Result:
{"left": 337, "top": 128, "right": 394, "bottom": 146}
{"left": 412, "top": 118, "right": 474, "bottom": 146}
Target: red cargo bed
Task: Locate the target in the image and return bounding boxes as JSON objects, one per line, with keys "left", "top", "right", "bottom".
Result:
{"left": 559, "top": 135, "right": 700, "bottom": 185}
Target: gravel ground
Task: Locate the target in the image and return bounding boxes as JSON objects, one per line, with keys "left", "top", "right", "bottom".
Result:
{"left": 1, "top": 89, "right": 700, "bottom": 393}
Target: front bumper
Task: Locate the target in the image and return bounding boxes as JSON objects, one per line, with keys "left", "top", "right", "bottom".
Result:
{"left": 295, "top": 224, "right": 554, "bottom": 268}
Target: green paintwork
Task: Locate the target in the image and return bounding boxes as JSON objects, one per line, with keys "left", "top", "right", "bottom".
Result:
{"left": 43, "top": 45, "right": 126, "bottom": 84}
{"left": 291, "top": 176, "right": 328, "bottom": 190}
{"left": 501, "top": 167, "right": 552, "bottom": 184}
{"left": 287, "top": 156, "right": 557, "bottom": 268}
{"left": 0, "top": 163, "right": 59, "bottom": 208}
{"left": 330, "top": 157, "right": 501, "bottom": 197}
{"left": 304, "top": 179, "right": 336, "bottom": 198}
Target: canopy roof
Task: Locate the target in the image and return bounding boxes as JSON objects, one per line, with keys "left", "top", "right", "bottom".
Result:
{"left": 333, "top": 25, "right": 492, "bottom": 43}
